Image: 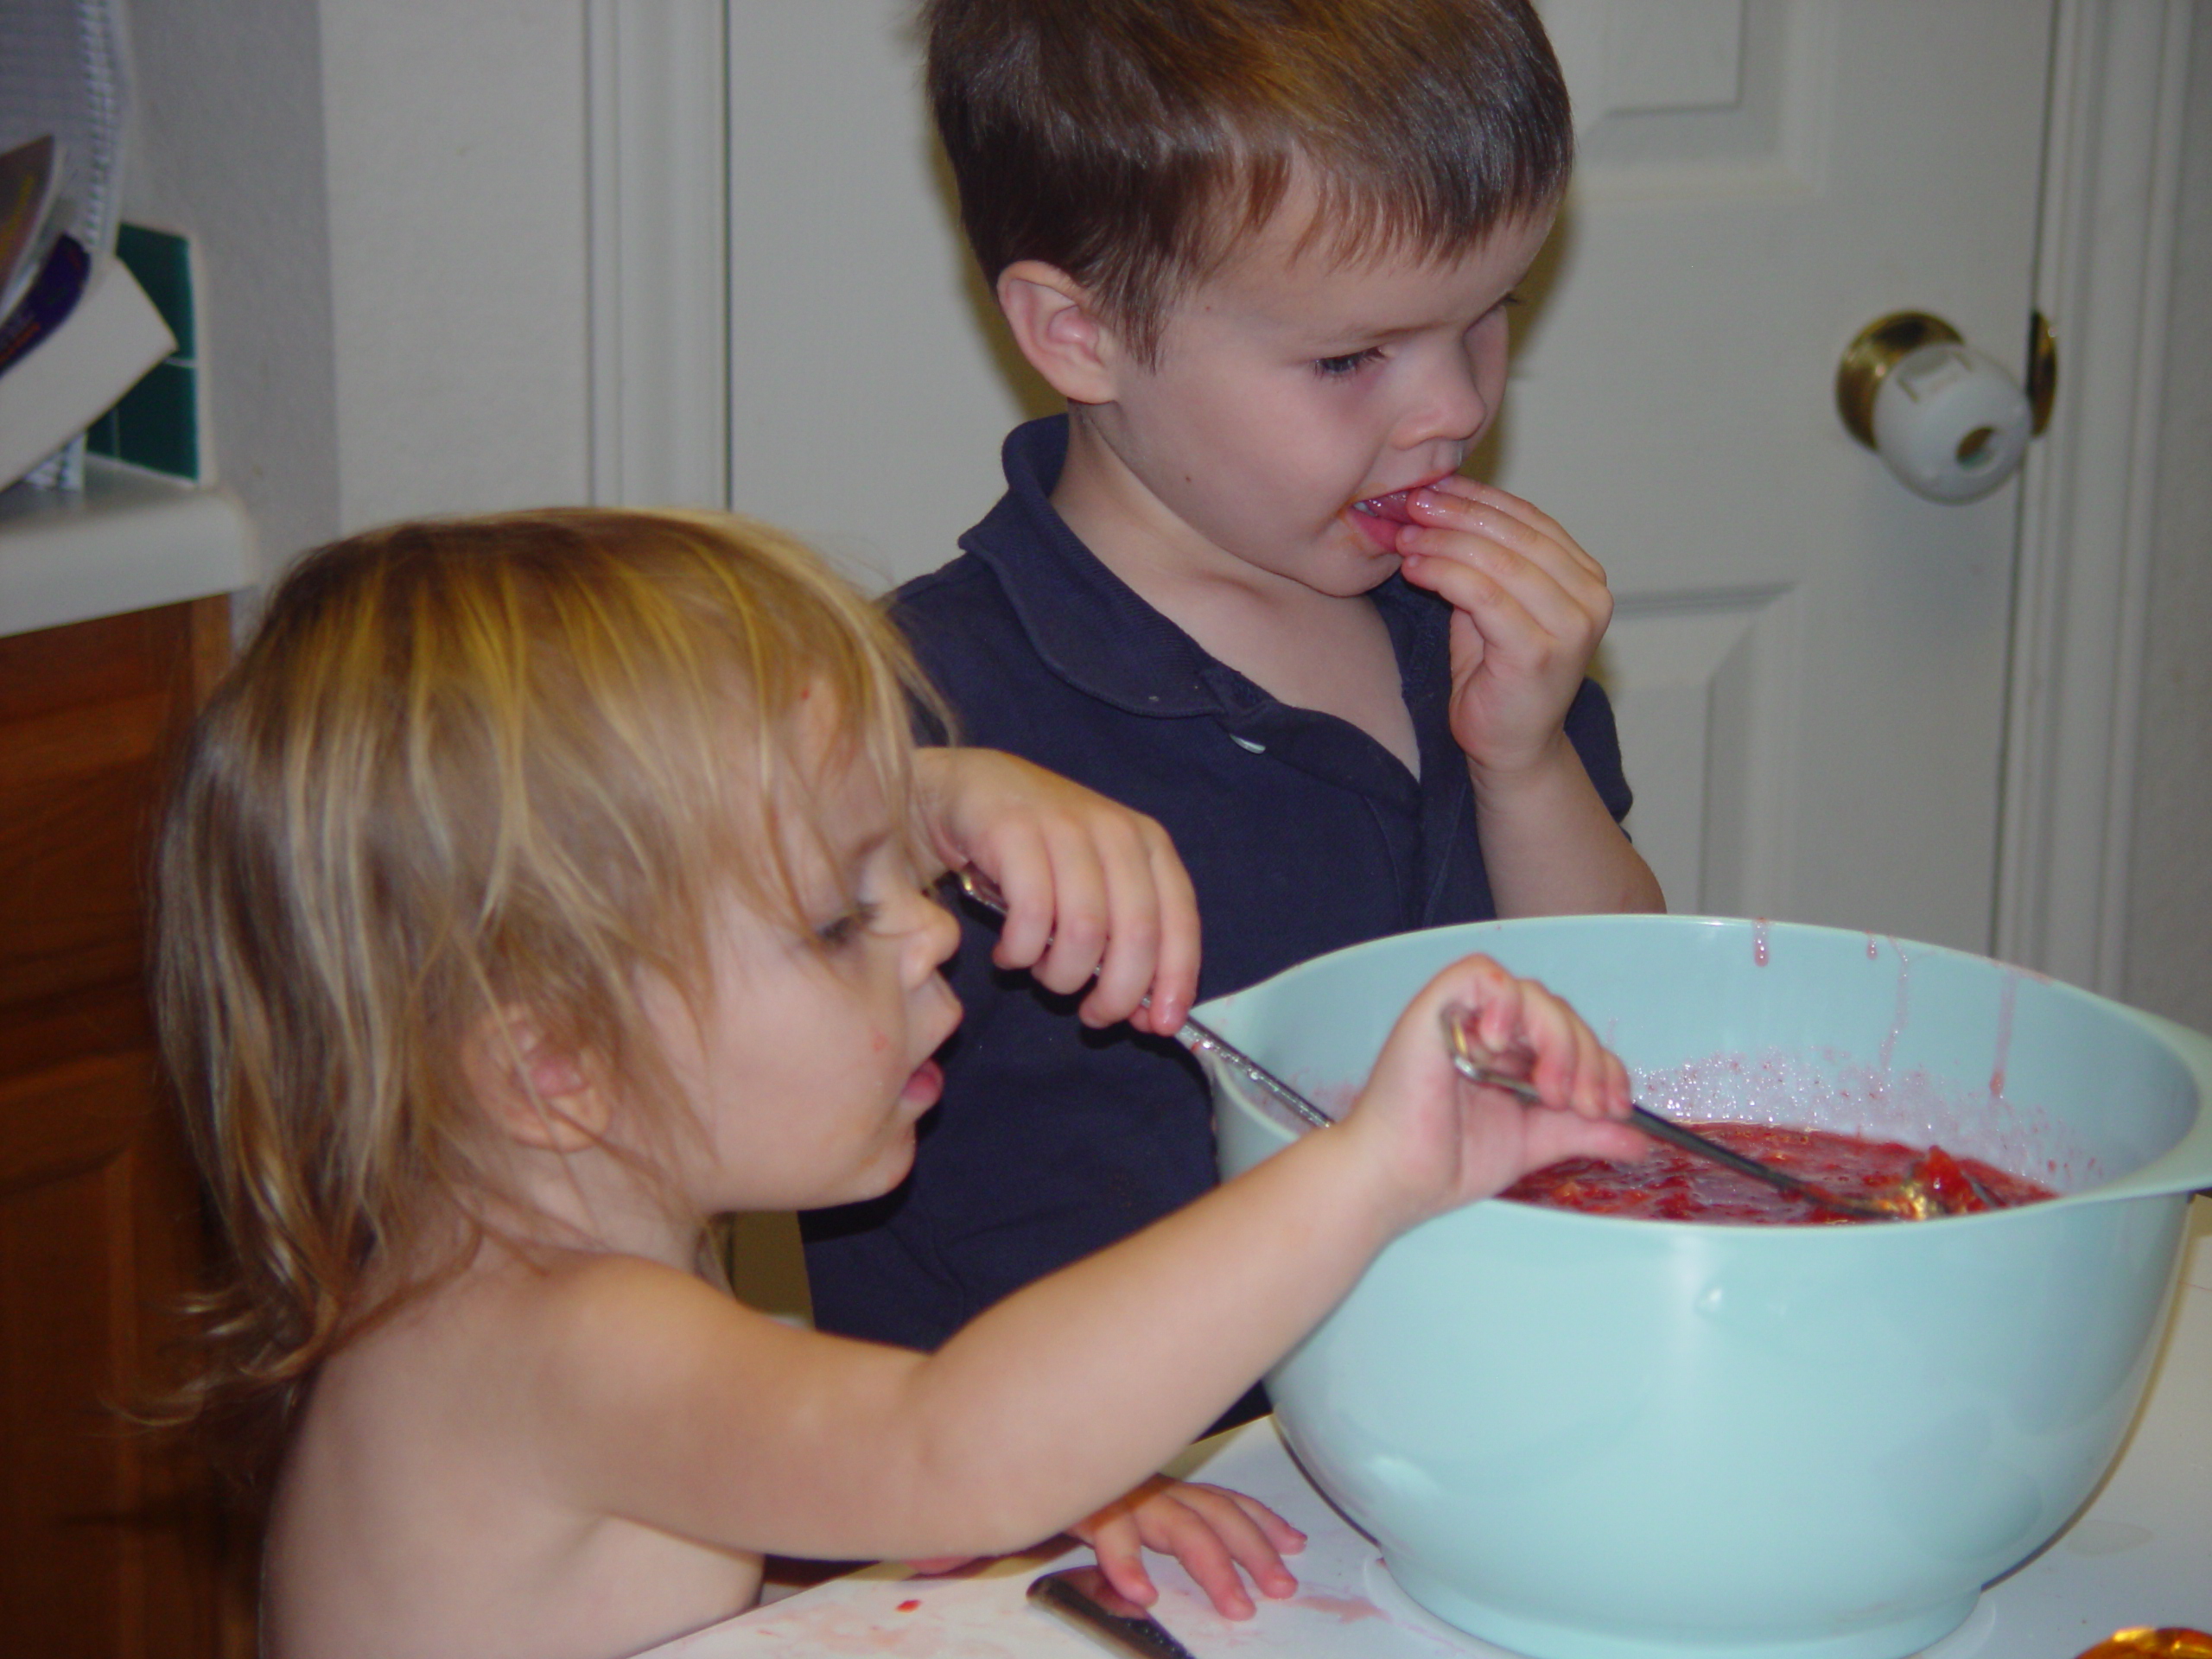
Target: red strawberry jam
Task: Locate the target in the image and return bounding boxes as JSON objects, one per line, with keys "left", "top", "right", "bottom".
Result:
{"left": 1503, "top": 1122, "right": 2055, "bottom": 1224}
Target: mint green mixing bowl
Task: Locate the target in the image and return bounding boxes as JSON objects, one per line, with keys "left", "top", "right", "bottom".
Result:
{"left": 1201, "top": 916, "right": 2212, "bottom": 1659}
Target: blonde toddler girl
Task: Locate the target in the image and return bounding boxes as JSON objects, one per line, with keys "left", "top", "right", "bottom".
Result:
{"left": 155, "top": 508, "right": 1643, "bottom": 1659}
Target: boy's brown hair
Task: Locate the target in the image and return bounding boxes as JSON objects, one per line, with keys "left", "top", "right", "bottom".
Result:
{"left": 923, "top": 0, "right": 1573, "bottom": 362}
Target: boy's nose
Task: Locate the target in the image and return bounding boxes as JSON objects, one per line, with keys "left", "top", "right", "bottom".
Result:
{"left": 1397, "top": 346, "right": 1492, "bottom": 452}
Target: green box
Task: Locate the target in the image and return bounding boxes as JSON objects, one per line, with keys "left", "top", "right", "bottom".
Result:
{"left": 84, "top": 224, "right": 199, "bottom": 480}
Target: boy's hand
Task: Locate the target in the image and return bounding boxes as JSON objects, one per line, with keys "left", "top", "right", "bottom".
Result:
{"left": 1070, "top": 1477, "right": 1305, "bottom": 1619}
{"left": 1344, "top": 953, "right": 1648, "bottom": 1229}
{"left": 1391, "top": 478, "right": 1612, "bottom": 784}
{"left": 912, "top": 748, "right": 1199, "bottom": 1033}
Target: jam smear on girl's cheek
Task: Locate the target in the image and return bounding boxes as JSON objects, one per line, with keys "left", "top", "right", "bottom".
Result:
{"left": 1504, "top": 1122, "right": 2055, "bottom": 1224}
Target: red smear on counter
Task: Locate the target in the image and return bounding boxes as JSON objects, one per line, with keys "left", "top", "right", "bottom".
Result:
{"left": 1295, "top": 1592, "right": 1387, "bottom": 1623}
{"left": 1503, "top": 1122, "right": 2055, "bottom": 1224}
{"left": 896, "top": 1599, "right": 921, "bottom": 1612}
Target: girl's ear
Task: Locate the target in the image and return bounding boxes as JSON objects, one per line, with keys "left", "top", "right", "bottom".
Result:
{"left": 461, "top": 1006, "right": 613, "bottom": 1154}
{"left": 996, "top": 260, "right": 1123, "bottom": 404}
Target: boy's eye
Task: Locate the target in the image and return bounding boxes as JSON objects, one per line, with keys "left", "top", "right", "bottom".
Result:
{"left": 1468, "top": 294, "right": 1525, "bottom": 334}
{"left": 816, "top": 899, "right": 882, "bottom": 948}
{"left": 1313, "top": 346, "right": 1384, "bottom": 378}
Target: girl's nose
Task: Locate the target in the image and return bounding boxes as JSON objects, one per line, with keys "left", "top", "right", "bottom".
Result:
{"left": 905, "top": 882, "right": 963, "bottom": 982}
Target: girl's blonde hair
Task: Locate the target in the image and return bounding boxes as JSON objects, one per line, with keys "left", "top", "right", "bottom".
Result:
{"left": 154, "top": 508, "right": 940, "bottom": 1476}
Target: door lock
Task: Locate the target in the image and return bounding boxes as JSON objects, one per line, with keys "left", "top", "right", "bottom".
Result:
{"left": 1836, "top": 311, "right": 2039, "bottom": 502}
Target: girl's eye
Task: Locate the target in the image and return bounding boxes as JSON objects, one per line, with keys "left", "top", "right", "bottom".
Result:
{"left": 1313, "top": 346, "right": 1383, "bottom": 378}
{"left": 816, "top": 899, "right": 882, "bottom": 948}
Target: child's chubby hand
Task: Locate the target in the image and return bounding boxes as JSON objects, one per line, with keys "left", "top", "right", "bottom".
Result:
{"left": 912, "top": 748, "right": 1199, "bottom": 1034}
{"left": 1070, "top": 1476, "right": 1306, "bottom": 1619}
{"left": 899, "top": 1478, "right": 1302, "bottom": 1619}
{"left": 1389, "top": 478, "right": 1613, "bottom": 786}
{"left": 1339, "top": 951, "right": 1649, "bottom": 1229}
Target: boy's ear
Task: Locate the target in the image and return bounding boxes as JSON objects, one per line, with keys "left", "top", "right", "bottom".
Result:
{"left": 996, "top": 260, "right": 1122, "bottom": 404}
{"left": 461, "top": 1006, "right": 613, "bottom": 1154}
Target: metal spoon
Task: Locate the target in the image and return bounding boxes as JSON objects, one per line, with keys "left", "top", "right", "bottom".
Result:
{"left": 951, "top": 869, "right": 1948, "bottom": 1221}
{"left": 1439, "top": 1007, "right": 1909, "bottom": 1222}
{"left": 947, "top": 868, "right": 1337, "bottom": 1131}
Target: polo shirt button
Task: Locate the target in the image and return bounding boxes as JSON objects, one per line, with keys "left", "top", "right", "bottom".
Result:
{"left": 1229, "top": 733, "right": 1267, "bottom": 753}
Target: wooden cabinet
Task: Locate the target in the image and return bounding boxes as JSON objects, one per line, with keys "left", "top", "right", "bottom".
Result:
{"left": 0, "top": 597, "right": 247, "bottom": 1658}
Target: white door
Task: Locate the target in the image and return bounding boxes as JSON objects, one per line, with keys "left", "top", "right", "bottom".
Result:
{"left": 720, "top": 0, "right": 2056, "bottom": 952}
{"left": 1516, "top": 0, "right": 2050, "bottom": 950}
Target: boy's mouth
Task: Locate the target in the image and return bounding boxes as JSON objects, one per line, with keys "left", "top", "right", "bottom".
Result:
{"left": 1352, "top": 490, "right": 1418, "bottom": 524}
{"left": 1348, "top": 489, "right": 1417, "bottom": 551}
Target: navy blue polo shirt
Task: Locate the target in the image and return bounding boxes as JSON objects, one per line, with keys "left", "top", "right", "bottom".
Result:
{"left": 801, "top": 416, "right": 1631, "bottom": 1352}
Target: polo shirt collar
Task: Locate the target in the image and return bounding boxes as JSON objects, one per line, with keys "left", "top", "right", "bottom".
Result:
{"left": 959, "top": 416, "right": 1443, "bottom": 727}
{"left": 958, "top": 416, "right": 1253, "bottom": 718}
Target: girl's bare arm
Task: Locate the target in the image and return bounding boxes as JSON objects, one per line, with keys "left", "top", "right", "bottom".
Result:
{"left": 531, "top": 956, "right": 1643, "bottom": 1565}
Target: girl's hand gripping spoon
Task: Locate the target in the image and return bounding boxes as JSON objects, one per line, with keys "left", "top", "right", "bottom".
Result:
{"left": 948, "top": 868, "right": 1336, "bottom": 1131}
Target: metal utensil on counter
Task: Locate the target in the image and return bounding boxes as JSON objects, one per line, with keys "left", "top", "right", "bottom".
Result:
{"left": 948, "top": 868, "right": 1336, "bottom": 1131}
{"left": 1029, "top": 1566, "right": 1205, "bottom": 1659}
{"left": 1439, "top": 1007, "right": 1910, "bottom": 1223}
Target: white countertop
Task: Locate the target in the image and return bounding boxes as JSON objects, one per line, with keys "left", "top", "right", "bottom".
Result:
{"left": 0, "top": 458, "right": 252, "bottom": 639}
{"left": 652, "top": 1199, "right": 2212, "bottom": 1658}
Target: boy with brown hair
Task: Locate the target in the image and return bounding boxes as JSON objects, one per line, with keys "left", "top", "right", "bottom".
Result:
{"left": 804, "top": 0, "right": 1663, "bottom": 1406}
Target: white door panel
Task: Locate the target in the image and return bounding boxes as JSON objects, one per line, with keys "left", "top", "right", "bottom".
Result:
{"left": 1600, "top": 586, "right": 1802, "bottom": 921}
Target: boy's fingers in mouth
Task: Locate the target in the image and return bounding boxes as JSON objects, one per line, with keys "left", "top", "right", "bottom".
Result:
{"left": 1409, "top": 481, "right": 1608, "bottom": 582}
{"left": 1403, "top": 489, "right": 1609, "bottom": 601}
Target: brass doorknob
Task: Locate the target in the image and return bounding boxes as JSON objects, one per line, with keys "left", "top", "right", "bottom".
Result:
{"left": 1835, "top": 312, "right": 2036, "bottom": 502}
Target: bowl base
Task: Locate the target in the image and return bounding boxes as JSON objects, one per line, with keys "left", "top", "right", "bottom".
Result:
{"left": 1382, "top": 1558, "right": 1979, "bottom": 1659}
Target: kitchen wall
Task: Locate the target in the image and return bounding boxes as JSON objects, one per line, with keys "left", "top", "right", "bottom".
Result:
{"left": 123, "top": 0, "right": 340, "bottom": 571}
{"left": 2123, "top": 3, "right": 2212, "bottom": 1035}
{"left": 122, "top": 0, "right": 592, "bottom": 579}
{"left": 315, "top": 0, "right": 593, "bottom": 534}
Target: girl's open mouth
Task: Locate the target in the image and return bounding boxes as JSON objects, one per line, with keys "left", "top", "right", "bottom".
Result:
{"left": 902, "top": 1057, "right": 944, "bottom": 1109}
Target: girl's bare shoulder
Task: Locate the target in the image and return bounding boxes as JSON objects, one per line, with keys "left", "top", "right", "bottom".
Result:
{"left": 267, "top": 1249, "right": 777, "bottom": 1659}
{"left": 310, "top": 1248, "right": 748, "bottom": 1426}
{"left": 421, "top": 1246, "right": 779, "bottom": 1390}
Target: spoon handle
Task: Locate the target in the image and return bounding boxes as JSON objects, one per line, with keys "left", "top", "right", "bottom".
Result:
{"left": 1030, "top": 1567, "right": 1205, "bottom": 1659}
{"left": 1173, "top": 1014, "right": 1338, "bottom": 1131}
{"left": 945, "top": 868, "right": 1338, "bottom": 1132}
